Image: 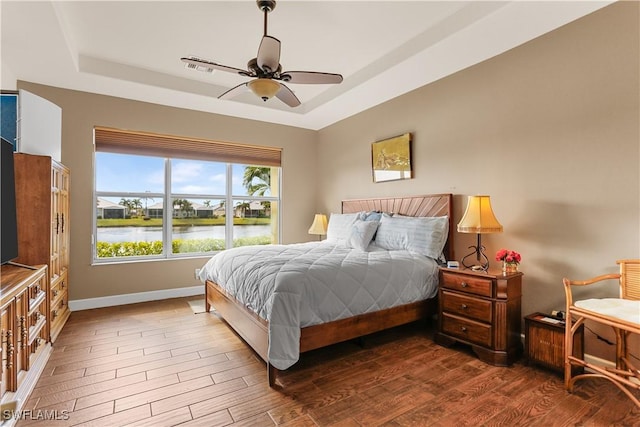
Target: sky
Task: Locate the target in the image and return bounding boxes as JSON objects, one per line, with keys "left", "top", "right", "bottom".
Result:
{"left": 96, "top": 152, "right": 261, "bottom": 199}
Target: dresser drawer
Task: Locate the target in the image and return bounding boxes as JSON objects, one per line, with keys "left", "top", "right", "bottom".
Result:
{"left": 27, "top": 271, "right": 47, "bottom": 312}
{"left": 441, "top": 291, "right": 492, "bottom": 323}
{"left": 441, "top": 272, "right": 492, "bottom": 297}
{"left": 51, "top": 291, "right": 68, "bottom": 322}
{"left": 441, "top": 313, "right": 492, "bottom": 347}
{"left": 50, "top": 272, "right": 68, "bottom": 306}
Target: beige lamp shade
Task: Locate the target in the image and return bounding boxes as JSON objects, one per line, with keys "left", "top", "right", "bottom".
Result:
{"left": 248, "top": 78, "right": 281, "bottom": 101}
{"left": 457, "top": 195, "right": 503, "bottom": 234}
{"left": 308, "top": 214, "right": 328, "bottom": 236}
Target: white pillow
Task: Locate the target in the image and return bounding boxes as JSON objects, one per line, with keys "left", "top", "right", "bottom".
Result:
{"left": 345, "top": 220, "right": 379, "bottom": 251}
{"left": 358, "top": 211, "right": 383, "bottom": 222}
{"left": 375, "top": 215, "right": 449, "bottom": 259}
{"left": 326, "top": 212, "right": 360, "bottom": 243}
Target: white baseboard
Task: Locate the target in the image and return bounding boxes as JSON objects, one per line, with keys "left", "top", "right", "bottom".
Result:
{"left": 583, "top": 353, "right": 616, "bottom": 370}
{"left": 68, "top": 285, "right": 204, "bottom": 311}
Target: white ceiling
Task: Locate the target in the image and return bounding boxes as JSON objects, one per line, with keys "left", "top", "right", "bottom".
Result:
{"left": 1, "top": 1, "right": 612, "bottom": 130}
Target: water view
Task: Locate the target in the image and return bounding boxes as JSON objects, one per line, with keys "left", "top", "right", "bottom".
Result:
{"left": 97, "top": 224, "right": 271, "bottom": 243}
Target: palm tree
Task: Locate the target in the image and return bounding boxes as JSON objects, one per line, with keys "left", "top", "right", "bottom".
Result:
{"left": 119, "top": 198, "right": 135, "bottom": 217}
{"left": 131, "top": 198, "right": 143, "bottom": 217}
{"left": 242, "top": 166, "right": 270, "bottom": 196}
{"left": 173, "top": 199, "right": 194, "bottom": 217}
{"left": 234, "top": 201, "right": 251, "bottom": 218}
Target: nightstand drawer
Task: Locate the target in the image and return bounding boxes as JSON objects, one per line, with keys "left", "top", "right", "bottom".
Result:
{"left": 441, "top": 291, "right": 492, "bottom": 323}
{"left": 441, "top": 272, "right": 492, "bottom": 297}
{"left": 441, "top": 313, "right": 491, "bottom": 347}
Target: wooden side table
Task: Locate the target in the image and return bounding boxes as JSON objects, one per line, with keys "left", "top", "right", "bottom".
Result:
{"left": 435, "top": 267, "right": 523, "bottom": 366}
{"left": 524, "top": 312, "right": 584, "bottom": 375}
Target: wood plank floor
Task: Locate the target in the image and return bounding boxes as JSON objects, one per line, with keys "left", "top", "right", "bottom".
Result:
{"left": 17, "top": 297, "right": 639, "bottom": 426}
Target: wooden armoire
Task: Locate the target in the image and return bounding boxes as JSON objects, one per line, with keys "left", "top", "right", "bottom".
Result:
{"left": 13, "top": 153, "right": 70, "bottom": 342}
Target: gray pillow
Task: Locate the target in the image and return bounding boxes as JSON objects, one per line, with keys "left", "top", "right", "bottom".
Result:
{"left": 375, "top": 215, "right": 449, "bottom": 259}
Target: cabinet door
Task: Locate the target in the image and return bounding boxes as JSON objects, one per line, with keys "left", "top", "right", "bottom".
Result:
{"left": 59, "top": 167, "right": 70, "bottom": 277}
{"left": 50, "top": 166, "right": 62, "bottom": 283}
{"left": 50, "top": 163, "right": 69, "bottom": 286}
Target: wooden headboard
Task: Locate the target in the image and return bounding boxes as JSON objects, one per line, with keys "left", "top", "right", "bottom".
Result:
{"left": 341, "top": 193, "right": 454, "bottom": 261}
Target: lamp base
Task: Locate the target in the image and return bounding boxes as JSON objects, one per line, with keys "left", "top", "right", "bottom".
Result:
{"left": 460, "top": 234, "right": 490, "bottom": 271}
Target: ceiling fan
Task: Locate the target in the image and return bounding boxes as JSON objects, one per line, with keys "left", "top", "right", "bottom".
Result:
{"left": 181, "top": 0, "right": 343, "bottom": 108}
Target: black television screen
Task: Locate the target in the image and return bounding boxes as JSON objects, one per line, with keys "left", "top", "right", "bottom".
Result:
{"left": 1, "top": 136, "right": 19, "bottom": 264}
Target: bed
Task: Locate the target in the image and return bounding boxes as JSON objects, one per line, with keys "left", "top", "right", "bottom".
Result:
{"left": 199, "top": 194, "right": 454, "bottom": 387}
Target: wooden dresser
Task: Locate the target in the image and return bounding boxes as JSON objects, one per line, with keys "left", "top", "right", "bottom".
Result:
{"left": 1, "top": 264, "right": 52, "bottom": 422}
{"left": 13, "top": 153, "right": 70, "bottom": 342}
{"left": 435, "top": 267, "right": 523, "bottom": 366}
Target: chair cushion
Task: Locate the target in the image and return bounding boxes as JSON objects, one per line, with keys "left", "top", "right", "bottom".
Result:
{"left": 575, "top": 298, "right": 640, "bottom": 325}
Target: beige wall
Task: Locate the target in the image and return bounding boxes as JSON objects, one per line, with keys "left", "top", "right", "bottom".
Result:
{"left": 16, "top": 82, "right": 318, "bottom": 301}
{"left": 316, "top": 0, "right": 639, "bottom": 351}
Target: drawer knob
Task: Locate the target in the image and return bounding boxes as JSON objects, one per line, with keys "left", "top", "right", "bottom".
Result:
{"left": 461, "top": 282, "right": 468, "bottom": 288}
{"left": 461, "top": 304, "right": 468, "bottom": 310}
{"left": 460, "top": 327, "right": 468, "bottom": 332}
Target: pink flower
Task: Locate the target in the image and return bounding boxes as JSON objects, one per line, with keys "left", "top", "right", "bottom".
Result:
{"left": 496, "top": 249, "right": 521, "bottom": 264}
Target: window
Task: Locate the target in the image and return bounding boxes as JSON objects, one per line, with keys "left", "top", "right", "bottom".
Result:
{"left": 93, "top": 128, "right": 281, "bottom": 262}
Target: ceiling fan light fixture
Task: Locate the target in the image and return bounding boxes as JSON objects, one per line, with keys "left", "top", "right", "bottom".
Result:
{"left": 248, "top": 78, "right": 281, "bottom": 101}
{"left": 182, "top": 0, "right": 341, "bottom": 108}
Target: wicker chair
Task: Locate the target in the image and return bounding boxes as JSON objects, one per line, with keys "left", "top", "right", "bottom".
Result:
{"left": 563, "top": 259, "right": 640, "bottom": 406}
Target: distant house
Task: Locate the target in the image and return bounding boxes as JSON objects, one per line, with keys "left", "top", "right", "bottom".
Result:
{"left": 97, "top": 198, "right": 126, "bottom": 219}
{"left": 234, "top": 201, "right": 266, "bottom": 218}
{"left": 194, "top": 202, "right": 217, "bottom": 218}
{"left": 147, "top": 200, "right": 217, "bottom": 218}
{"left": 147, "top": 201, "right": 164, "bottom": 219}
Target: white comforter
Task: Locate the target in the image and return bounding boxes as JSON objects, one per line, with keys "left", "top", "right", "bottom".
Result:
{"left": 198, "top": 241, "right": 439, "bottom": 369}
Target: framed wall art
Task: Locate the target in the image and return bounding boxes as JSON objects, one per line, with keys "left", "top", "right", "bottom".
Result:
{"left": 371, "top": 132, "right": 412, "bottom": 183}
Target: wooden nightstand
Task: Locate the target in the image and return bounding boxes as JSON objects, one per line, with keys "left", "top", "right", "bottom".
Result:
{"left": 525, "top": 312, "right": 584, "bottom": 375}
{"left": 435, "top": 267, "right": 523, "bottom": 366}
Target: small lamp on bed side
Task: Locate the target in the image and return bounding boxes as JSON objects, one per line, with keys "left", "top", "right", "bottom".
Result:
{"left": 457, "top": 195, "right": 503, "bottom": 271}
{"left": 308, "top": 214, "right": 328, "bottom": 241}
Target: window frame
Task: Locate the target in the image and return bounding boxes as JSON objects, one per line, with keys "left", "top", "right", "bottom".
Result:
{"left": 92, "top": 133, "right": 281, "bottom": 265}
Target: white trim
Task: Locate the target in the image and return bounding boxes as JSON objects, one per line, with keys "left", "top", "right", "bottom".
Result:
{"left": 583, "top": 354, "right": 615, "bottom": 370}
{"left": 68, "top": 285, "right": 204, "bottom": 311}
{"left": 582, "top": 355, "right": 640, "bottom": 385}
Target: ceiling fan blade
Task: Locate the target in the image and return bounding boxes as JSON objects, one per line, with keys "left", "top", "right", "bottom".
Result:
{"left": 257, "top": 36, "right": 281, "bottom": 73}
{"left": 181, "top": 57, "right": 249, "bottom": 76}
{"left": 280, "top": 71, "right": 343, "bottom": 84}
{"left": 219, "top": 82, "right": 249, "bottom": 100}
{"left": 275, "top": 83, "right": 301, "bottom": 107}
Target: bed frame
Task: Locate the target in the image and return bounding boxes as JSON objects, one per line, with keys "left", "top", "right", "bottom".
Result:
{"left": 205, "top": 193, "right": 454, "bottom": 387}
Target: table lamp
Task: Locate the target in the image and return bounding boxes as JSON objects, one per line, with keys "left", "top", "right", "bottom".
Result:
{"left": 308, "top": 213, "right": 328, "bottom": 241}
{"left": 457, "top": 195, "right": 503, "bottom": 271}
